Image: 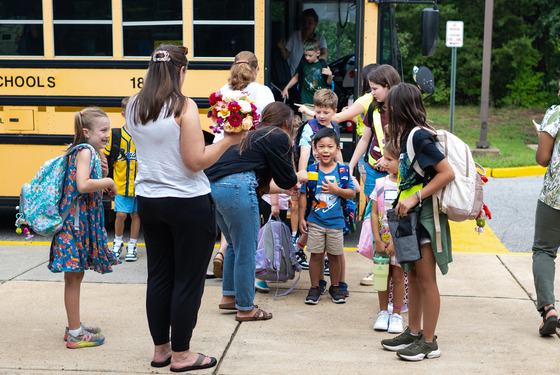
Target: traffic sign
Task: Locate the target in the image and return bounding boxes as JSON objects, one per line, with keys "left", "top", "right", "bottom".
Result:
{"left": 446, "top": 21, "right": 464, "bottom": 48}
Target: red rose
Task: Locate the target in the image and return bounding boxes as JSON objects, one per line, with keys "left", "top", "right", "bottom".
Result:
{"left": 229, "top": 113, "right": 242, "bottom": 127}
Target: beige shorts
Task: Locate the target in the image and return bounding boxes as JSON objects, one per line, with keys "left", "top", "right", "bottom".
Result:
{"left": 306, "top": 222, "right": 344, "bottom": 256}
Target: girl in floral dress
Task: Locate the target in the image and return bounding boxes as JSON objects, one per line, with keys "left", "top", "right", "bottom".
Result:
{"left": 48, "top": 107, "right": 118, "bottom": 348}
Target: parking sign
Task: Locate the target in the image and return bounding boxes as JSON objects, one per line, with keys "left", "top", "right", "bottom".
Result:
{"left": 446, "top": 21, "right": 464, "bottom": 48}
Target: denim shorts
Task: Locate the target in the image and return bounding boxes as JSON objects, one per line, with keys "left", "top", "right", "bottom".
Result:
{"left": 114, "top": 194, "right": 137, "bottom": 213}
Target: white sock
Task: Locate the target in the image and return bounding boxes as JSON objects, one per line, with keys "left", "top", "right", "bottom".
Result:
{"left": 114, "top": 235, "right": 123, "bottom": 244}
{"left": 128, "top": 238, "right": 137, "bottom": 246}
{"left": 68, "top": 327, "right": 82, "bottom": 337}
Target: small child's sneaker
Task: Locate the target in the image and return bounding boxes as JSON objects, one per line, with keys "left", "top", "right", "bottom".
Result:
{"left": 319, "top": 279, "right": 327, "bottom": 295}
{"left": 112, "top": 242, "right": 123, "bottom": 258}
{"left": 295, "top": 247, "right": 309, "bottom": 270}
{"left": 388, "top": 313, "right": 404, "bottom": 333}
{"left": 125, "top": 243, "right": 137, "bottom": 262}
{"left": 339, "top": 281, "right": 349, "bottom": 297}
{"left": 64, "top": 323, "right": 101, "bottom": 341}
{"left": 374, "top": 310, "right": 390, "bottom": 331}
{"left": 255, "top": 279, "right": 270, "bottom": 293}
{"left": 323, "top": 257, "right": 330, "bottom": 276}
{"left": 66, "top": 330, "right": 105, "bottom": 349}
{"left": 305, "top": 286, "right": 321, "bottom": 305}
{"left": 328, "top": 285, "right": 346, "bottom": 304}
{"left": 360, "top": 272, "right": 374, "bottom": 286}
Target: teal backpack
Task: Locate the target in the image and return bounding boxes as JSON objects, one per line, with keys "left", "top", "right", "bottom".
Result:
{"left": 15, "top": 144, "right": 98, "bottom": 236}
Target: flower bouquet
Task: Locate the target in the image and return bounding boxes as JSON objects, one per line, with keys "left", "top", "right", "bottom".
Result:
{"left": 207, "top": 90, "right": 260, "bottom": 134}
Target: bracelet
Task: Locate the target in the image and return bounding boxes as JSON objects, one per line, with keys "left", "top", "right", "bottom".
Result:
{"left": 415, "top": 190, "right": 422, "bottom": 207}
{"left": 281, "top": 188, "right": 285, "bottom": 194}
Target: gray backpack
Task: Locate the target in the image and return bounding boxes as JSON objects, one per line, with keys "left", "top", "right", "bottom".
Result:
{"left": 255, "top": 216, "right": 301, "bottom": 298}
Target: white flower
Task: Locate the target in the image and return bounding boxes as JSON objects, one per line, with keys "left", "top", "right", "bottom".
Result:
{"left": 221, "top": 90, "right": 244, "bottom": 103}
{"left": 238, "top": 100, "right": 252, "bottom": 113}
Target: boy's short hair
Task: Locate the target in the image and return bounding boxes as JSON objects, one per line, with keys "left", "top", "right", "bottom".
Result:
{"left": 313, "top": 89, "right": 338, "bottom": 110}
{"left": 121, "top": 96, "right": 130, "bottom": 112}
{"left": 303, "top": 38, "right": 319, "bottom": 52}
{"left": 312, "top": 127, "right": 340, "bottom": 147}
{"left": 383, "top": 140, "right": 400, "bottom": 159}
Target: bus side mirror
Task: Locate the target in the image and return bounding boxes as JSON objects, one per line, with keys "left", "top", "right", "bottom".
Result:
{"left": 413, "top": 66, "right": 435, "bottom": 100}
{"left": 422, "top": 8, "right": 439, "bottom": 57}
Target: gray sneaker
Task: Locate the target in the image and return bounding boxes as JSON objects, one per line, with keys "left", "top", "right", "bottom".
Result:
{"left": 64, "top": 323, "right": 101, "bottom": 341}
{"left": 397, "top": 335, "right": 441, "bottom": 361}
{"left": 381, "top": 326, "right": 421, "bottom": 351}
{"left": 66, "top": 330, "right": 105, "bottom": 349}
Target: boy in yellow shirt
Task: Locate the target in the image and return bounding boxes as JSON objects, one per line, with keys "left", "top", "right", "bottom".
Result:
{"left": 104, "top": 97, "right": 140, "bottom": 261}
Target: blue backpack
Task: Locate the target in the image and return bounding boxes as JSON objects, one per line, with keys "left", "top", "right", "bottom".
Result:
{"left": 15, "top": 144, "right": 98, "bottom": 236}
{"left": 305, "top": 163, "right": 356, "bottom": 235}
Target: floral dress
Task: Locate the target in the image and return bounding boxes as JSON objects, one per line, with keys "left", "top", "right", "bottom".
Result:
{"left": 48, "top": 144, "right": 120, "bottom": 274}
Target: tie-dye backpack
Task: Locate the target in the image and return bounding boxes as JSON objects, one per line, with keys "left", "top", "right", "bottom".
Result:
{"left": 15, "top": 144, "right": 97, "bottom": 236}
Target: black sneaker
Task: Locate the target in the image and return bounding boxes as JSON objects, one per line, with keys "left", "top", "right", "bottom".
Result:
{"left": 305, "top": 286, "right": 321, "bottom": 305}
{"left": 339, "top": 281, "right": 349, "bottom": 297}
{"left": 295, "top": 248, "right": 309, "bottom": 270}
{"left": 319, "top": 279, "right": 327, "bottom": 295}
{"left": 328, "top": 285, "right": 346, "bottom": 304}
{"left": 323, "top": 256, "right": 330, "bottom": 276}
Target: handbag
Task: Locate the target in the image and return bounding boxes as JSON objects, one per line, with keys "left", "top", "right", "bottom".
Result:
{"left": 386, "top": 208, "right": 422, "bottom": 263}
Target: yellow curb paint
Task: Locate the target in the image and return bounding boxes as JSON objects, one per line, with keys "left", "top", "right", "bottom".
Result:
{"left": 450, "top": 220, "right": 509, "bottom": 254}
{"left": 491, "top": 165, "right": 546, "bottom": 178}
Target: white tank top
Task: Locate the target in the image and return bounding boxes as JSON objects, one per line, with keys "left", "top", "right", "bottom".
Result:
{"left": 126, "top": 98, "right": 211, "bottom": 198}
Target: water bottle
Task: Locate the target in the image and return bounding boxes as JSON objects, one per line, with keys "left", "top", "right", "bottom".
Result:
{"left": 372, "top": 254, "right": 390, "bottom": 291}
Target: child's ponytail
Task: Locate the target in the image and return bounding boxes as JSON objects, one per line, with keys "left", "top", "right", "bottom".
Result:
{"left": 229, "top": 51, "right": 258, "bottom": 90}
{"left": 69, "top": 107, "right": 109, "bottom": 150}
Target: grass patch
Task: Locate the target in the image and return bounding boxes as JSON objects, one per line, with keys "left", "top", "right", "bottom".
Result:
{"left": 425, "top": 105, "right": 544, "bottom": 168}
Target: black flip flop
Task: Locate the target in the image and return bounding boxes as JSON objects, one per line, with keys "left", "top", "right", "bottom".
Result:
{"left": 150, "top": 356, "right": 171, "bottom": 368}
{"left": 170, "top": 353, "right": 217, "bottom": 372}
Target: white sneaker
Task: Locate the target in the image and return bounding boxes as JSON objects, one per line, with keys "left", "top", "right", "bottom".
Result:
{"left": 388, "top": 313, "right": 404, "bottom": 333}
{"left": 112, "top": 242, "right": 123, "bottom": 258}
{"left": 373, "top": 310, "right": 390, "bottom": 331}
{"left": 125, "top": 243, "right": 137, "bottom": 262}
{"left": 360, "top": 272, "right": 374, "bottom": 286}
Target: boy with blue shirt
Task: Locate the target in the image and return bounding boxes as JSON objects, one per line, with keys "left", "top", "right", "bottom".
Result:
{"left": 299, "top": 128, "right": 355, "bottom": 304}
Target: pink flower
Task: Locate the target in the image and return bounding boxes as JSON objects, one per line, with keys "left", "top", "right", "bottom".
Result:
{"left": 229, "top": 113, "right": 242, "bottom": 127}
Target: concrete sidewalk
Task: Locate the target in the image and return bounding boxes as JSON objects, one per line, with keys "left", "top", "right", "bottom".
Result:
{"left": 0, "top": 245, "right": 559, "bottom": 374}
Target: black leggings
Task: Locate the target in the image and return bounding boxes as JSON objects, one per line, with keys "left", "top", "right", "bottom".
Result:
{"left": 137, "top": 194, "right": 217, "bottom": 352}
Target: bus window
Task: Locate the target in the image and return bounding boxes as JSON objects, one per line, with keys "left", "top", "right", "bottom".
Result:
{"left": 123, "top": 0, "right": 183, "bottom": 57}
{"left": 53, "top": 0, "right": 112, "bottom": 56}
{"left": 193, "top": 0, "right": 254, "bottom": 58}
{"left": 0, "top": 0, "right": 43, "bottom": 56}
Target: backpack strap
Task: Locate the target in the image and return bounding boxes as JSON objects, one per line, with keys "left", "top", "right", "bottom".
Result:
{"left": 305, "top": 163, "right": 319, "bottom": 219}
{"left": 364, "top": 105, "right": 384, "bottom": 165}
{"left": 108, "top": 127, "right": 121, "bottom": 178}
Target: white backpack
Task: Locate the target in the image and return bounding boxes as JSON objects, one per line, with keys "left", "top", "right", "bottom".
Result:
{"left": 407, "top": 126, "right": 485, "bottom": 251}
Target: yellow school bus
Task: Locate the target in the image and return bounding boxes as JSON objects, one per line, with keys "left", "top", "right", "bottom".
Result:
{"left": 0, "top": 0, "right": 437, "bottom": 206}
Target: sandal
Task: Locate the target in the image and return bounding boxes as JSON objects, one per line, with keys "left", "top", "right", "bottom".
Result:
{"left": 213, "top": 252, "right": 224, "bottom": 278}
{"left": 235, "top": 308, "right": 272, "bottom": 322}
{"left": 170, "top": 353, "right": 217, "bottom": 373}
{"left": 539, "top": 305, "right": 558, "bottom": 336}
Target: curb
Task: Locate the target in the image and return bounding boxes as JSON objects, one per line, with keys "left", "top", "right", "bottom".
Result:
{"left": 488, "top": 165, "right": 546, "bottom": 178}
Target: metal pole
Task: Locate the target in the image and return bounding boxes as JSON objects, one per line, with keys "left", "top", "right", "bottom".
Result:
{"left": 449, "top": 47, "right": 457, "bottom": 133}
{"left": 477, "top": 0, "right": 493, "bottom": 148}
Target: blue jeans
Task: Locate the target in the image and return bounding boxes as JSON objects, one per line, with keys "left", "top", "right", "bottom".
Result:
{"left": 211, "top": 172, "right": 260, "bottom": 311}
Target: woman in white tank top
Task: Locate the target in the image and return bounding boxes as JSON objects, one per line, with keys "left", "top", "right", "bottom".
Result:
{"left": 126, "top": 44, "right": 244, "bottom": 372}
